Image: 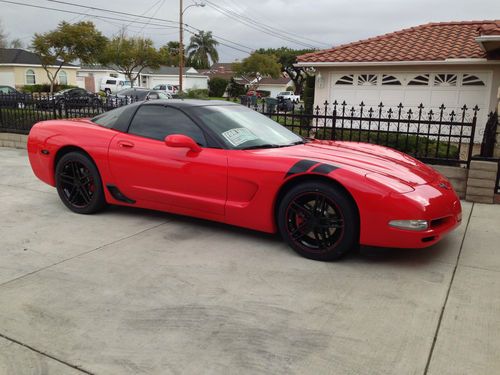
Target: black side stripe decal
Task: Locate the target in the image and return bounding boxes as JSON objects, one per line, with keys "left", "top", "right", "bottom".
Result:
{"left": 285, "top": 159, "right": 318, "bottom": 178}
{"left": 311, "top": 163, "right": 338, "bottom": 175}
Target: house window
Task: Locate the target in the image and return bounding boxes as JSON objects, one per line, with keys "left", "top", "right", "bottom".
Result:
{"left": 58, "top": 70, "right": 68, "bottom": 85}
{"left": 434, "top": 74, "right": 457, "bottom": 86}
{"left": 358, "top": 74, "right": 377, "bottom": 86}
{"left": 335, "top": 75, "right": 354, "bottom": 85}
{"left": 381, "top": 75, "right": 401, "bottom": 85}
{"left": 408, "top": 74, "right": 429, "bottom": 86}
{"left": 462, "top": 74, "right": 485, "bottom": 86}
{"left": 25, "top": 69, "right": 36, "bottom": 85}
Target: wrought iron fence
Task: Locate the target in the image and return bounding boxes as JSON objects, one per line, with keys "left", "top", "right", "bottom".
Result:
{"left": 0, "top": 92, "right": 138, "bottom": 134}
{"left": 254, "top": 100, "right": 481, "bottom": 167}
{"left": 0, "top": 93, "right": 488, "bottom": 168}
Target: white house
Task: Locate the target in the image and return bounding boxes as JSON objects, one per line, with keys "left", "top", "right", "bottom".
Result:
{"left": 257, "top": 77, "right": 293, "bottom": 97}
{"left": 296, "top": 20, "right": 500, "bottom": 139}
{"left": 77, "top": 65, "right": 208, "bottom": 92}
{"left": 140, "top": 66, "right": 208, "bottom": 91}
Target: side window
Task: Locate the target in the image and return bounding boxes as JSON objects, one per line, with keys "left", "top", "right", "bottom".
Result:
{"left": 128, "top": 105, "right": 206, "bottom": 146}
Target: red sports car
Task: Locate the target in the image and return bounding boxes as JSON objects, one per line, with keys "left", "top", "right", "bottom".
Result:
{"left": 27, "top": 100, "right": 462, "bottom": 261}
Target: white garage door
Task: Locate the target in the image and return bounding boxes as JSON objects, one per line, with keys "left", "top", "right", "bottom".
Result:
{"left": 0, "top": 71, "right": 15, "bottom": 87}
{"left": 329, "top": 72, "right": 491, "bottom": 140}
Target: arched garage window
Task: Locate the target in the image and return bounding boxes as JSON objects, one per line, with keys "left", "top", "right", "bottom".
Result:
{"left": 58, "top": 70, "right": 68, "bottom": 85}
{"left": 335, "top": 75, "right": 354, "bottom": 85}
{"left": 382, "top": 75, "right": 401, "bottom": 85}
{"left": 25, "top": 69, "right": 36, "bottom": 84}
{"left": 462, "top": 74, "right": 485, "bottom": 86}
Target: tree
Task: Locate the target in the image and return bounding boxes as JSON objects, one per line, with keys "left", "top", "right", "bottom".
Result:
{"left": 159, "top": 41, "right": 182, "bottom": 67}
{"left": 208, "top": 77, "right": 228, "bottom": 97}
{"left": 255, "top": 47, "right": 316, "bottom": 95}
{"left": 226, "top": 77, "right": 246, "bottom": 98}
{"left": 233, "top": 52, "right": 281, "bottom": 89}
{"left": 9, "top": 38, "right": 23, "bottom": 49}
{"left": 0, "top": 20, "right": 7, "bottom": 48}
{"left": 100, "top": 32, "right": 162, "bottom": 87}
{"left": 186, "top": 31, "right": 219, "bottom": 69}
{"left": 32, "top": 21, "right": 107, "bottom": 93}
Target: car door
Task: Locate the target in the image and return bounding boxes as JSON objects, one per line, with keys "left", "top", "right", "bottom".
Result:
{"left": 108, "top": 104, "right": 228, "bottom": 216}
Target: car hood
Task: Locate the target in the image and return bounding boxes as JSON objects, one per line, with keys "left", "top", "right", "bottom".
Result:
{"left": 252, "top": 140, "right": 441, "bottom": 186}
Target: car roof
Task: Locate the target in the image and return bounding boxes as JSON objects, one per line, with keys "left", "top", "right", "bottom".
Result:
{"left": 141, "top": 99, "right": 239, "bottom": 108}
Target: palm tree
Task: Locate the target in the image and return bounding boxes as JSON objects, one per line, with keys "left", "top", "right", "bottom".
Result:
{"left": 186, "top": 31, "right": 219, "bottom": 69}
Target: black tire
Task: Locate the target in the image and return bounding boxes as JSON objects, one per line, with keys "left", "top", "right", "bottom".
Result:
{"left": 55, "top": 151, "right": 106, "bottom": 214}
{"left": 277, "top": 181, "right": 358, "bottom": 261}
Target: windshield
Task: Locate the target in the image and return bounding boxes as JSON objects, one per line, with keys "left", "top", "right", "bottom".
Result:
{"left": 192, "top": 105, "right": 303, "bottom": 150}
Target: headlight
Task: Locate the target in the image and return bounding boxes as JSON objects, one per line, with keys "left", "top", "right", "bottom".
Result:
{"left": 389, "top": 219, "right": 428, "bottom": 231}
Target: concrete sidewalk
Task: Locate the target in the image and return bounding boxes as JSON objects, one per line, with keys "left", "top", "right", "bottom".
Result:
{"left": 0, "top": 147, "right": 499, "bottom": 375}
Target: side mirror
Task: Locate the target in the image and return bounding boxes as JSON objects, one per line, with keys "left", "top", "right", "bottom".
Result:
{"left": 165, "top": 134, "right": 202, "bottom": 153}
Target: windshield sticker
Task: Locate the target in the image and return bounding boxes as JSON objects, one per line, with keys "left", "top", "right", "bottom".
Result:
{"left": 221, "top": 128, "right": 258, "bottom": 147}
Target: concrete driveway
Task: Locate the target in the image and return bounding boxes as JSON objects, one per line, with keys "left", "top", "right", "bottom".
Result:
{"left": 0, "top": 146, "right": 499, "bottom": 375}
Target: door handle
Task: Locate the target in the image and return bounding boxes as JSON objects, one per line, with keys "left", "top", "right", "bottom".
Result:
{"left": 118, "top": 141, "right": 134, "bottom": 148}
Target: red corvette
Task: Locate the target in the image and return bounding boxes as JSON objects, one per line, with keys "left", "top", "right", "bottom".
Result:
{"left": 27, "top": 100, "right": 462, "bottom": 261}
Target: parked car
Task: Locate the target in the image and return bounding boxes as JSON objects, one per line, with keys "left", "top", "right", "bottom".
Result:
{"left": 27, "top": 100, "right": 462, "bottom": 262}
{"left": 0, "top": 85, "right": 28, "bottom": 108}
{"left": 152, "top": 84, "right": 176, "bottom": 96}
{"left": 107, "top": 88, "right": 170, "bottom": 108}
{"left": 276, "top": 91, "right": 300, "bottom": 103}
{"left": 37, "top": 88, "right": 101, "bottom": 110}
{"left": 246, "top": 90, "right": 262, "bottom": 98}
{"left": 100, "top": 77, "right": 131, "bottom": 95}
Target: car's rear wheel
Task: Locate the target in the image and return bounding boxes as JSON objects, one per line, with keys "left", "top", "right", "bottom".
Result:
{"left": 277, "top": 181, "right": 358, "bottom": 261}
{"left": 55, "top": 152, "right": 106, "bottom": 214}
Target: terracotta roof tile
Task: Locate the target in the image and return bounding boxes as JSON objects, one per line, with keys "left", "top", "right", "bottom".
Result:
{"left": 298, "top": 20, "right": 500, "bottom": 63}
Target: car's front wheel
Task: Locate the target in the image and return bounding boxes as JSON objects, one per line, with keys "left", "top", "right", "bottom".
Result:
{"left": 277, "top": 181, "right": 358, "bottom": 261}
{"left": 55, "top": 152, "right": 106, "bottom": 214}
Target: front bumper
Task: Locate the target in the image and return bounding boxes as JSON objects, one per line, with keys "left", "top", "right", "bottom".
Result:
{"left": 359, "top": 183, "right": 462, "bottom": 248}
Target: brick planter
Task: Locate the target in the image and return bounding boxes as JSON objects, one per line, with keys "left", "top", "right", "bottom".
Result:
{"left": 466, "top": 160, "right": 498, "bottom": 204}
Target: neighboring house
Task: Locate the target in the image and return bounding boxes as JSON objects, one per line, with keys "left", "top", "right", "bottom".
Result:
{"left": 200, "top": 62, "right": 249, "bottom": 86}
{"left": 256, "top": 77, "right": 293, "bottom": 97}
{"left": 296, "top": 20, "right": 500, "bottom": 137}
{"left": 140, "top": 66, "right": 208, "bottom": 91}
{"left": 0, "top": 48, "right": 78, "bottom": 88}
{"left": 77, "top": 65, "right": 129, "bottom": 92}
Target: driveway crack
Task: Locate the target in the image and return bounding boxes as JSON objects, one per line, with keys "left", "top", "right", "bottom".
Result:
{"left": 423, "top": 202, "right": 474, "bottom": 374}
{"left": 0, "top": 221, "right": 170, "bottom": 289}
{"left": 0, "top": 332, "right": 95, "bottom": 374}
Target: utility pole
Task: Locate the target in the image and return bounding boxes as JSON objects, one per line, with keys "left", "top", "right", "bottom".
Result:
{"left": 179, "top": 0, "right": 184, "bottom": 93}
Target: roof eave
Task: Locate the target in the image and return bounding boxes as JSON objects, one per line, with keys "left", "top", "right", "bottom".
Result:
{"left": 294, "top": 58, "right": 500, "bottom": 67}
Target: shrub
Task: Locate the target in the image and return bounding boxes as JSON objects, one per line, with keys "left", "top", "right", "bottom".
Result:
{"left": 208, "top": 77, "right": 228, "bottom": 97}
{"left": 226, "top": 77, "right": 246, "bottom": 98}
{"left": 21, "top": 84, "right": 78, "bottom": 93}
{"left": 186, "top": 89, "right": 209, "bottom": 99}
{"left": 286, "top": 85, "right": 295, "bottom": 92}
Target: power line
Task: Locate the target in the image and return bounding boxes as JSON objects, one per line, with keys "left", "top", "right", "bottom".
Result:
{"left": 41, "top": 0, "right": 254, "bottom": 52}
{"left": 203, "top": 0, "right": 323, "bottom": 49}
{"left": 0, "top": 0, "right": 253, "bottom": 55}
{"left": 217, "top": 0, "right": 329, "bottom": 47}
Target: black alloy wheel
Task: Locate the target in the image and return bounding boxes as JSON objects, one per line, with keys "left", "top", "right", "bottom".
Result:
{"left": 55, "top": 152, "right": 106, "bottom": 214}
{"left": 278, "top": 181, "right": 358, "bottom": 261}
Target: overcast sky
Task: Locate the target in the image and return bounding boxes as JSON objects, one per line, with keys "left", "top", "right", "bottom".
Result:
{"left": 1, "top": 0, "right": 499, "bottom": 62}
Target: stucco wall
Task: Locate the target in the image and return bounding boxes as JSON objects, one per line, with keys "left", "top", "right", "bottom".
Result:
{"left": 4, "top": 66, "right": 78, "bottom": 88}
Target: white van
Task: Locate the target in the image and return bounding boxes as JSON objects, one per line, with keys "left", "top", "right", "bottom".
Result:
{"left": 152, "top": 83, "right": 177, "bottom": 95}
{"left": 100, "top": 77, "right": 131, "bottom": 95}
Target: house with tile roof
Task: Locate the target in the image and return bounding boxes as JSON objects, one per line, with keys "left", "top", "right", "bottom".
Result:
{"left": 296, "top": 21, "right": 500, "bottom": 136}
{"left": 0, "top": 48, "right": 79, "bottom": 88}
{"left": 257, "top": 77, "right": 293, "bottom": 97}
